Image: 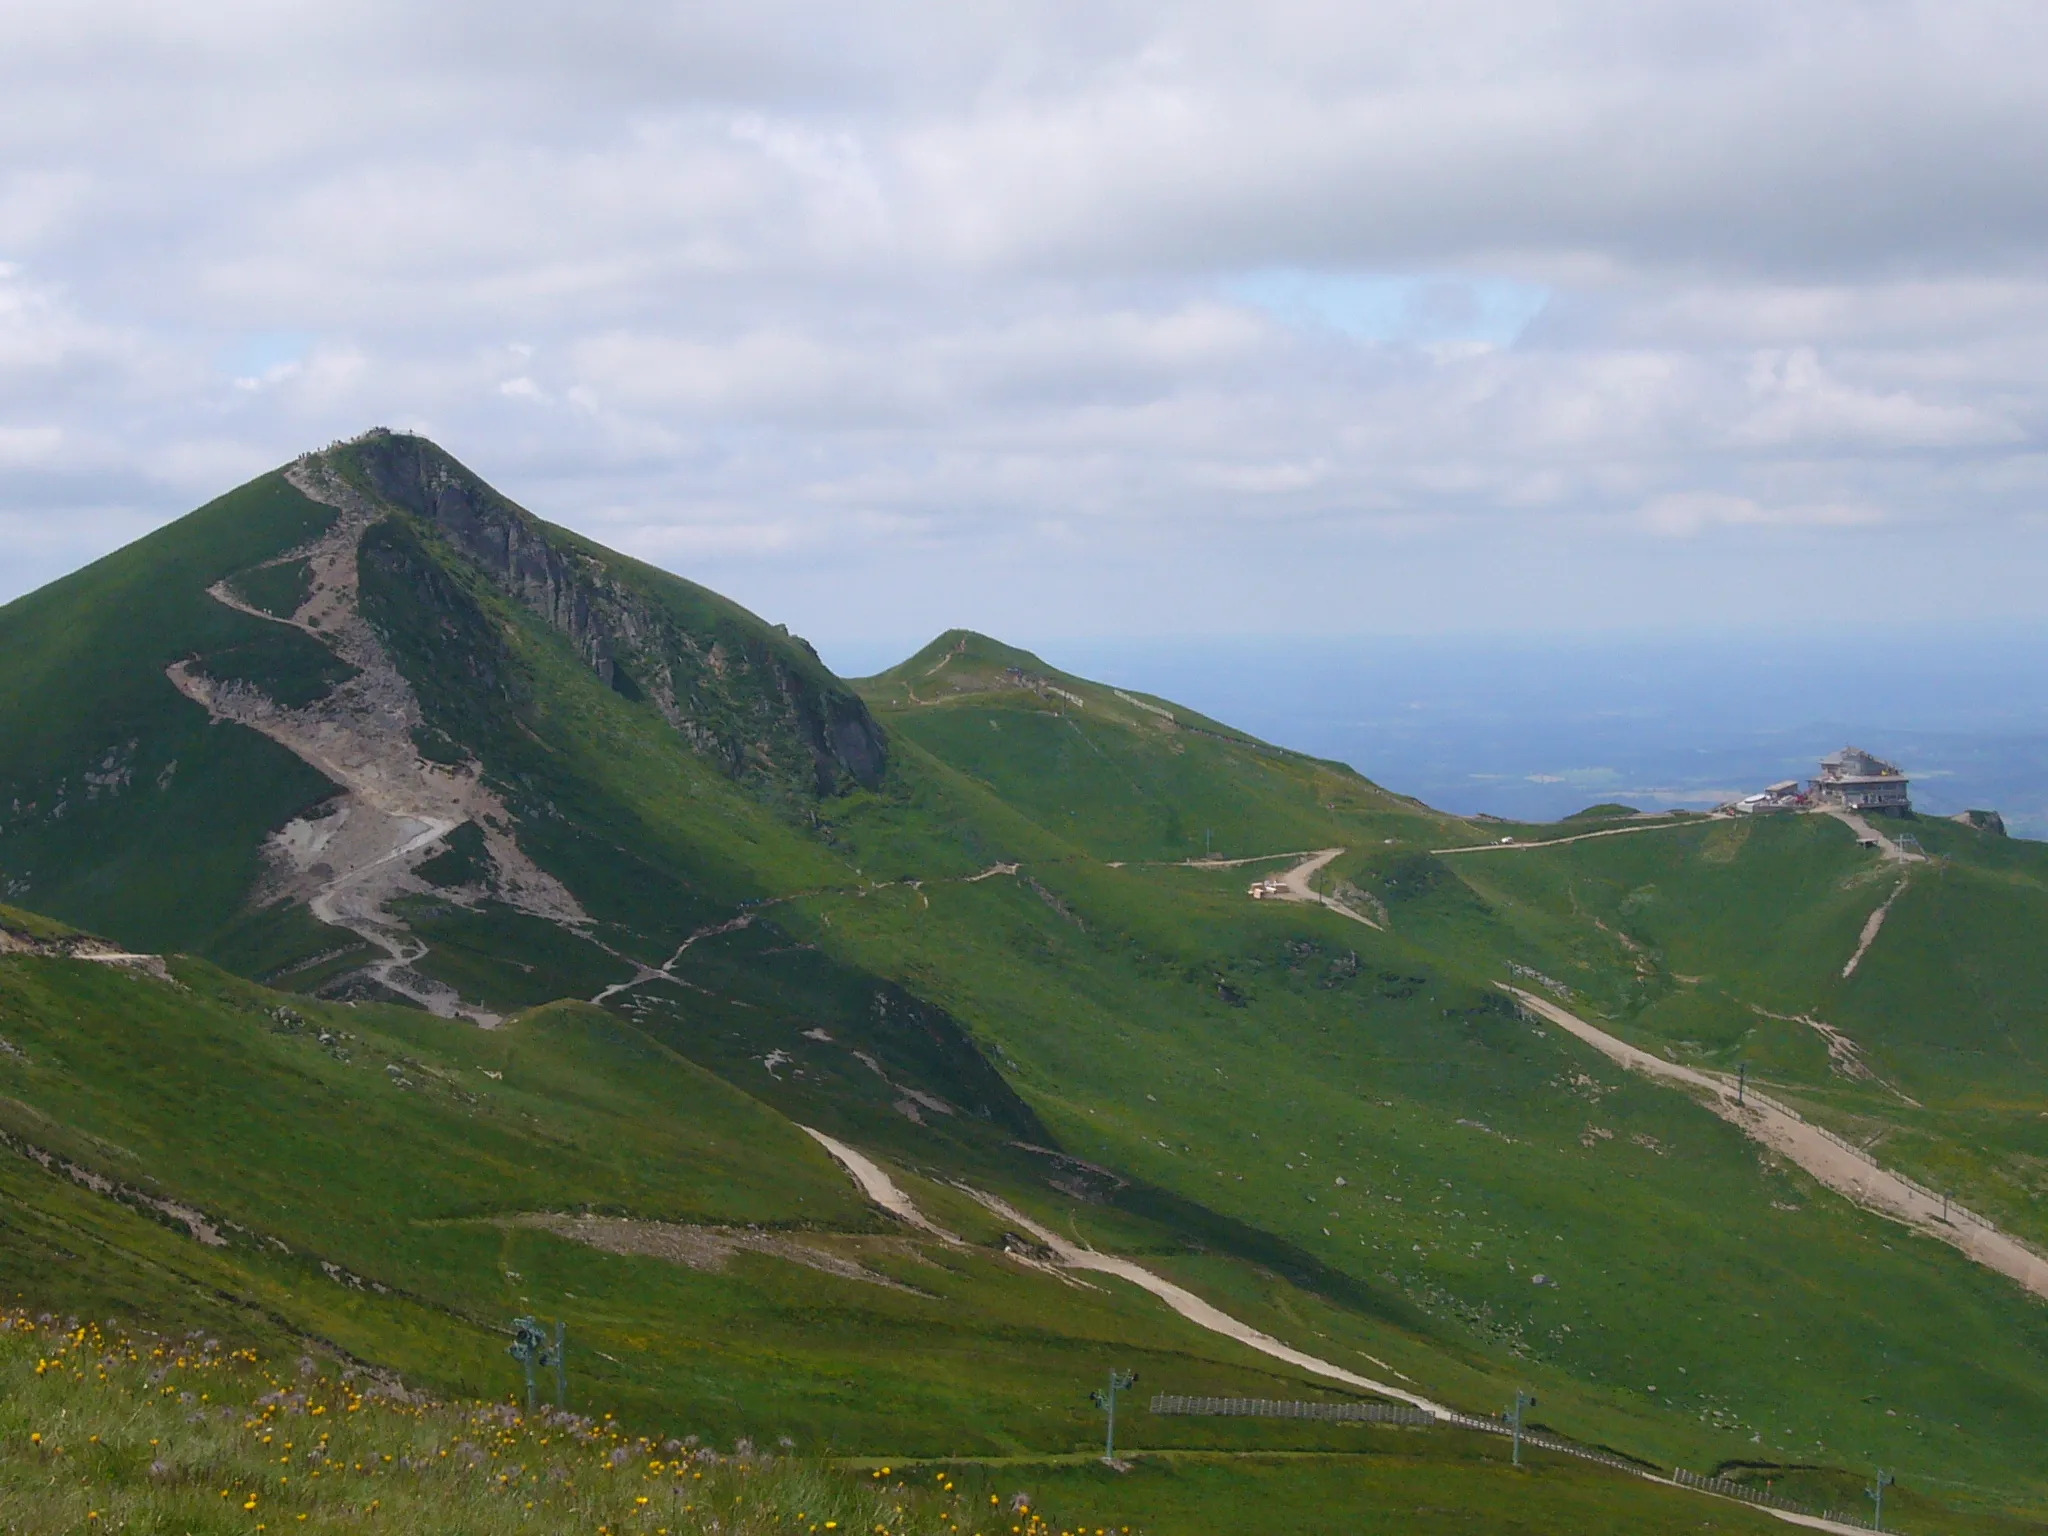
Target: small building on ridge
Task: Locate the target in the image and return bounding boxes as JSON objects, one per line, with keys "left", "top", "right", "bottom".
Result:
{"left": 1811, "top": 747, "right": 1911, "bottom": 816}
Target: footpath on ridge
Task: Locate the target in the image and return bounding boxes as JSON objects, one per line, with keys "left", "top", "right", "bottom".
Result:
{"left": 1433, "top": 816, "right": 1721, "bottom": 856}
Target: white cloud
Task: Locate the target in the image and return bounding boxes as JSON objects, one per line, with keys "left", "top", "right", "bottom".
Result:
{"left": 1638, "top": 491, "right": 1884, "bottom": 538}
{"left": 0, "top": 2, "right": 2045, "bottom": 642}
{"left": 0, "top": 425, "right": 61, "bottom": 466}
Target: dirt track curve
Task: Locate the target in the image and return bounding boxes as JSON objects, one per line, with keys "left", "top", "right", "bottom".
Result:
{"left": 1241, "top": 848, "right": 1381, "bottom": 929}
{"left": 1433, "top": 816, "right": 1718, "bottom": 856}
{"left": 803, "top": 1126, "right": 1875, "bottom": 1536}
{"left": 799, "top": 1127, "right": 1441, "bottom": 1409}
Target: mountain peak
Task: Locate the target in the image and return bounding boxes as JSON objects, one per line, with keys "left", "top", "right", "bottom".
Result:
{"left": 301, "top": 430, "right": 886, "bottom": 797}
{"left": 0, "top": 434, "right": 886, "bottom": 985}
{"left": 862, "top": 629, "right": 1066, "bottom": 688}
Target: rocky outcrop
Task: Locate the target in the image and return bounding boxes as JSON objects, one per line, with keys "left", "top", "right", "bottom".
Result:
{"left": 1953, "top": 809, "right": 2008, "bottom": 836}
{"left": 337, "top": 431, "right": 885, "bottom": 796}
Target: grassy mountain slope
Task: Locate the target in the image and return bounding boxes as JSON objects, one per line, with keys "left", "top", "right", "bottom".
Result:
{"left": 856, "top": 630, "right": 1461, "bottom": 863}
{"left": 1416, "top": 813, "right": 2048, "bottom": 1254}
{"left": 2, "top": 1316, "right": 1847, "bottom": 1536}
{"left": 0, "top": 934, "right": 1462, "bottom": 1456}
{"left": 0, "top": 441, "right": 2044, "bottom": 1529}
{"left": 776, "top": 820, "right": 2048, "bottom": 1508}
{"left": 341, "top": 430, "right": 885, "bottom": 798}
{"left": 826, "top": 636, "right": 2048, "bottom": 1520}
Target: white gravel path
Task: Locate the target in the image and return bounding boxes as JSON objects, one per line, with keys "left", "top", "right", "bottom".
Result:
{"left": 1504, "top": 986, "right": 2048, "bottom": 1299}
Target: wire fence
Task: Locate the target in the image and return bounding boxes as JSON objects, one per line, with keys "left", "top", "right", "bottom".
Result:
{"left": 1151, "top": 1396, "right": 1888, "bottom": 1529}
{"left": 1149, "top": 1394, "right": 1432, "bottom": 1426}
{"left": 1432, "top": 1408, "right": 1654, "bottom": 1480}
{"left": 1671, "top": 1466, "right": 1874, "bottom": 1529}
{"left": 1151, "top": 1396, "right": 1653, "bottom": 1480}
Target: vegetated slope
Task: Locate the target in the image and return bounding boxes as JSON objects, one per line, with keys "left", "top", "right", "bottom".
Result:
{"left": 344, "top": 429, "right": 885, "bottom": 797}
{"left": 0, "top": 1312, "right": 1126, "bottom": 1536}
{"left": 1424, "top": 811, "right": 2048, "bottom": 1255}
{"left": 780, "top": 767, "right": 2048, "bottom": 1518}
{"left": 4, "top": 932, "right": 2003, "bottom": 1536}
{"left": 856, "top": 630, "right": 1464, "bottom": 864}
{"left": 0, "top": 924, "right": 1458, "bottom": 1456}
{"left": 833, "top": 635, "right": 2048, "bottom": 1517}
{"left": 0, "top": 430, "right": 882, "bottom": 983}
{"left": 1, "top": 439, "right": 2045, "bottom": 1528}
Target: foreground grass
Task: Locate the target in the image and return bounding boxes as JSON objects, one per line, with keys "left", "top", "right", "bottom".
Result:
{"left": 0, "top": 1313, "right": 1076, "bottom": 1536}
{"left": 920, "top": 1451, "right": 1795, "bottom": 1536}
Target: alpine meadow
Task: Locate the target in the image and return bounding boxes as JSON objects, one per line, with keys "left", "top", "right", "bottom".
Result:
{"left": 0, "top": 432, "right": 2044, "bottom": 1535}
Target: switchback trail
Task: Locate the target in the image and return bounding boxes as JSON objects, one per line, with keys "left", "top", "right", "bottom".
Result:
{"left": 1240, "top": 848, "right": 1382, "bottom": 929}
{"left": 1503, "top": 986, "right": 2048, "bottom": 1299}
{"left": 168, "top": 458, "right": 589, "bottom": 1024}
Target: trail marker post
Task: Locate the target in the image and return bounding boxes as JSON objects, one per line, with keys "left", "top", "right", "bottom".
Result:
{"left": 509, "top": 1316, "right": 566, "bottom": 1411}
{"left": 1737, "top": 1062, "right": 1747, "bottom": 1107}
{"left": 1869, "top": 1469, "right": 1893, "bottom": 1531}
{"left": 1508, "top": 1391, "right": 1536, "bottom": 1466}
{"left": 1091, "top": 1370, "right": 1137, "bottom": 1464}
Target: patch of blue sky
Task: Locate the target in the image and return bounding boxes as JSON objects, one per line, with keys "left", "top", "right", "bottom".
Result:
{"left": 1225, "top": 269, "right": 1549, "bottom": 348}
{"left": 215, "top": 331, "right": 317, "bottom": 383}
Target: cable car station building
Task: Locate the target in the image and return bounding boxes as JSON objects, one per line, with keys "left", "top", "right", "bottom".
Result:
{"left": 1812, "top": 747, "right": 1912, "bottom": 816}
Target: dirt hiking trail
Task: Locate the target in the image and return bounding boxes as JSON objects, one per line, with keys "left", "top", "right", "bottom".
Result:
{"left": 800, "top": 1128, "right": 963, "bottom": 1243}
{"left": 1173, "top": 850, "right": 1315, "bottom": 870}
{"left": 167, "top": 458, "right": 590, "bottom": 1023}
{"left": 800, "top": 1125, "right": 1439, "bottom": 1407}
{"left": 1840, "top": 877, "right": 1909, "bottom": 979}
{"left": 0, "top": 927, "right": 174, "bottom": 983}
{"left": 804, "top": 1126, "right": 1876, "bottom": 1535}
{"left": 1816, "top": 805, "right": 1925, "bottom": 864}
{"left": 1434, "top": 816, "right": 1717, "bottom": 856}
{"left": 1504, "top": 986, "right": 2048, "bottom": 1299}
{"left": 964, "top": 1186, "right": 1446, "bottom": 1414}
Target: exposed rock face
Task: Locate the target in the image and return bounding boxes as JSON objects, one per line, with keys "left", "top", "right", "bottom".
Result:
{"left": 341, "top": 430, "right": 885, "bottom": 796}
{"left": 1953, "top": 809, "right": 2008, "bottom": 836}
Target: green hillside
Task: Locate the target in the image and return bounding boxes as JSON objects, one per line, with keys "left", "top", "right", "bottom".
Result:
{"left": 0, "top": 435, "right": 2044, "bottom": 1532}
{"left": 0, "top": 474, "right": 343, "bottom": 949}
{"left": 854, "top": 629, "right": 1459, "bottom": 863}
{"left": 1411, "top": 813, "right": 2048, "bottom": 1252}
{"left": 0, "top": 934, "right": 1429, "bottom": 1452}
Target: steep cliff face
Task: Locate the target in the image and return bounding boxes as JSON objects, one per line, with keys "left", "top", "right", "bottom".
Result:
{"left": 336, "top": 430, "right": 884, "bottom": 795}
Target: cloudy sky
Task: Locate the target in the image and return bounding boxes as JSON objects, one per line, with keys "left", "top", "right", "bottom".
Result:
{"left": 3, "top": 1, "right": 2046, "bottom": 661}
